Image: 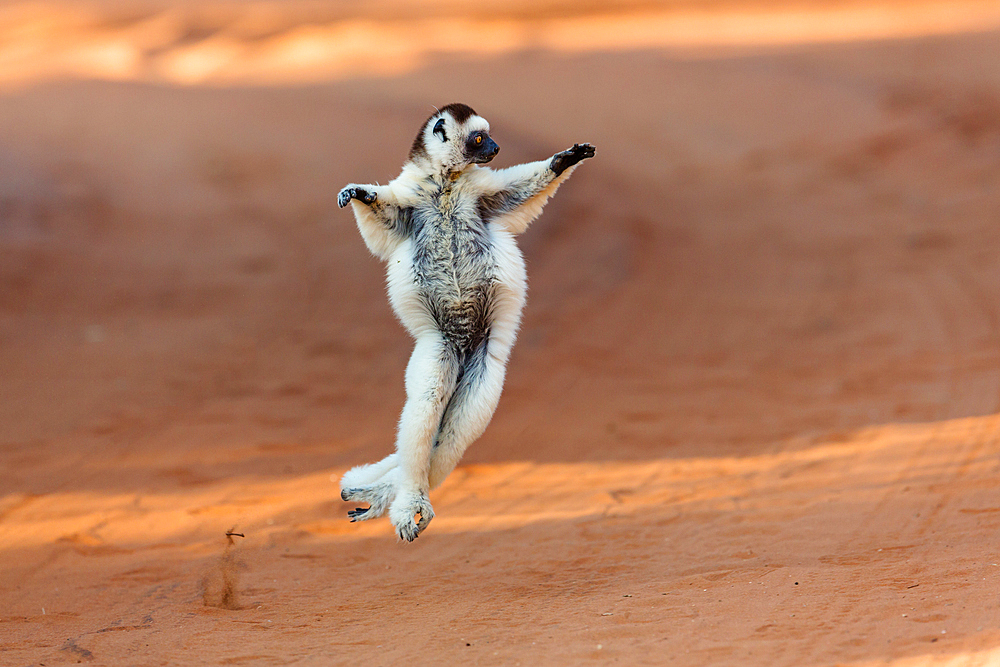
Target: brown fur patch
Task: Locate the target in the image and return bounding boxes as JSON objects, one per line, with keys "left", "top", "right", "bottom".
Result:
{"left": 438, "top": 103, "right": 477, "bottom": 124}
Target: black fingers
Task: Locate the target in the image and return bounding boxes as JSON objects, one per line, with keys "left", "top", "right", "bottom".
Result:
{"left": 574, "top": 143, "right": 597, "bottom": 160}
{"left": 337, "top": 187, "right": 378, "bottom": 208}
{"left": 347, "top": 507, "right": 369, "bottom": 522}
{"left": 550, "top": 143, "right": 597, "bottom": 176}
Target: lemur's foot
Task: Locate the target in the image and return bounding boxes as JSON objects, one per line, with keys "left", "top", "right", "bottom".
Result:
{"left": 550, "top": 143, "right": 596, "bottom": 176}
{"left": 337, "top": 186, "right": 377, "bottom": 208}
{"left": 341, "top": 482, "right": 395, "bottom": 522}
{"left": 389, "top": 490, "right": 434, "bottom": 542}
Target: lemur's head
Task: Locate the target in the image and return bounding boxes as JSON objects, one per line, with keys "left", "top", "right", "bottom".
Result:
{"left": 409, "top": 103, "right": 499, "bottom": 172}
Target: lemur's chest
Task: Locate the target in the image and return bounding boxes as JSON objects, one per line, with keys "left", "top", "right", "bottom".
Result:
{"left": 409, "top": 182, "right": 494, "bottom": 280}
{"left": 411, "top": 208, "right": 494, "bottom": 282}
{"left": 403, "top": 191, "right": 499, "bottom": 348}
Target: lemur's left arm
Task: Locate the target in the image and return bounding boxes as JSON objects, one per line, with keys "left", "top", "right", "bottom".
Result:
{"left": 338, "top": 184, "right": 413, "bottom": 260}
{"left": 477, "top": 143, "right": 595, "bottom": 235}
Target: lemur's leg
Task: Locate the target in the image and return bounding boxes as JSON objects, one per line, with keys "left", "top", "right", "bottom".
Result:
{"left": 341, "top": 452, "right": 398, "bottom": 490}
{"left": 427, "top": 340, "right": 510, "bottom": 490}
{"left": 388, "top": 334, "right": 461, "bottom": 541}
{"left": 428, "top": 285, "right": 524, "bottom": 490}
{"left": 340, "top": 453, "right": 399, "bottom": 522}
{"left": 344, "top": 470, "right": 399, "bottom": 522}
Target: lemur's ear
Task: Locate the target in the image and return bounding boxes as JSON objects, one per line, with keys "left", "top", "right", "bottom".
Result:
{"left": 433, "top": 118, "right": 447, "bottom": 142}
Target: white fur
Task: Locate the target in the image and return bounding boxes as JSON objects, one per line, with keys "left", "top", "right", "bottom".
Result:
{"left": 339, "top": 107, "right": 591, "bottom": 540}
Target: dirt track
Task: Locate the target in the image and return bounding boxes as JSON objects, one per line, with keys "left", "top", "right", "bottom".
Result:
{"left": 2, "top": 2, "right": 1000, "bottom": 665}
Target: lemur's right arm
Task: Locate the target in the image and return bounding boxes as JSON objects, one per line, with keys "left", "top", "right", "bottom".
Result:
{"left": 476, "top": 143, "right": 595, "bottom": 235}
{"left": 338, "top": 184, "right": 412, "bottom": 260}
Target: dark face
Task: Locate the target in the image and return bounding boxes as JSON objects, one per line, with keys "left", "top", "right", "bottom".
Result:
{"left": 465, "top": 130, "right": 500, "bottom": 164}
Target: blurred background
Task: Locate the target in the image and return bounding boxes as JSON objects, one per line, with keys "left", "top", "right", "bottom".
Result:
{"left": 2, "top": 1, "right": 1000, "bottom": 664}
{"left": 3, "top": 0, "right": 999, "bottom": 476}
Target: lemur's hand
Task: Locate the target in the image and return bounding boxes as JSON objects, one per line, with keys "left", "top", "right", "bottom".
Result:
{"left": 550, "top": 143, "right": 596, "bottom": 176}
{"left": 338, "top": 186, "right": 378, "bottom": 208}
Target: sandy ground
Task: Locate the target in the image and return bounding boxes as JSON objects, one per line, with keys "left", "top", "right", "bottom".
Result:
{"left": 2, "top": 1, "right": 1000, "bottom": 665}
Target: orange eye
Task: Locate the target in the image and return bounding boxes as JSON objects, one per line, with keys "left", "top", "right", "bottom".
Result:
{"left": 474, "top": 135, "right": 483, "bottom": 145}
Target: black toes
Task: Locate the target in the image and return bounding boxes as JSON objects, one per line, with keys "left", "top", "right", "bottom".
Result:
{"left": 338, "top": 188, "right": 360, "bottom": 208}
{"left": 338, "top": 187, "right": 376, "bottom": 207}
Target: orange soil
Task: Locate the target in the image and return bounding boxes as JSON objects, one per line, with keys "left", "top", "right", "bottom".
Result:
{"left": 2, "top": 1, "right": 1000, "bottom": 665}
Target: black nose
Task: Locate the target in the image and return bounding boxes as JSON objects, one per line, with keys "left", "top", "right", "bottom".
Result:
{"left": 487, "top": 138, "right": 499, "bottom": 157}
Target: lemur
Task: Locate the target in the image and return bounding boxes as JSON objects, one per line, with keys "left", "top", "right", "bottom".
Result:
{"left": 337, "top": 103, "right": 595, "bottom": 541}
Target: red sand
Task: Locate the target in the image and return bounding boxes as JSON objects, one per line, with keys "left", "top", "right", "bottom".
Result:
{"left": 2, "top": 2, "right": 1000, "bottom": 665}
